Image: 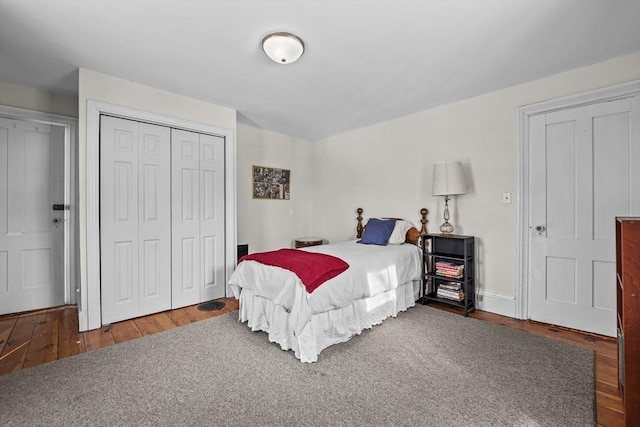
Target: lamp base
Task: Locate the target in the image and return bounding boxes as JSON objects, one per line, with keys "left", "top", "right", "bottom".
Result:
{"left": 439, "top": 221, "right": 454, "bottom": 234}
{"left": 439, "top": 195, "right": 455, "bottom": 234}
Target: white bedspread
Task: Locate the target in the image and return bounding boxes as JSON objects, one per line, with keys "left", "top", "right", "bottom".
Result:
{"left": 229, "top": 241, "right": 422, "bottom": 335}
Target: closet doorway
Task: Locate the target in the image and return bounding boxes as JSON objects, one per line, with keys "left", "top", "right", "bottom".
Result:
{"left": 84, "top": 100, "right": 237, "bottom": 330}
{"left": 100, "top": 115, "right": 227, "bottom": 324}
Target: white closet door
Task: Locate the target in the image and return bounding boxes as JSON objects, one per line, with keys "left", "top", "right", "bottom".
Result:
{"left": 138, "top": 121, "right": 172, "bottom": 316}
{"left": 100, "top": 116, "right": 171, "bottom": 324}
{"left": 199, "top": 134, "right": 226, "bottom": 301}
{"left": 171, "top": 129, "right": 201, "bottom": 308}
{"left": 171, "top": 129, "right": 225, "bottom": 308}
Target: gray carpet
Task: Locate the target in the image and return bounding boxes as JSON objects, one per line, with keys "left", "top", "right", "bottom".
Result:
{"left": 0, "top": 305, "right": 594, "bottom": 426}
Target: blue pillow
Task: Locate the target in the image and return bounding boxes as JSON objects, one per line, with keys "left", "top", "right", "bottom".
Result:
{"left": 358, "top": 218, "right": 397, "bottom": 245}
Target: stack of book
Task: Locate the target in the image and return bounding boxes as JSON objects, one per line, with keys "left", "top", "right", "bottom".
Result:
{"left": 435, "top": 261, "right": 464, "bottom": 278}
{"left": 437, "top": 282, "right": 465, "bottom": 301}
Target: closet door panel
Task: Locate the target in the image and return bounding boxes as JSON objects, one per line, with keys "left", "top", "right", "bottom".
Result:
{"left": 100, "top": 117, "right": 140, "bottom": 324}
{"left": 137, "top": 123, "right": 171, "bottom": 316}
{"left": 200, "top": 135, "right": 226, "bottom": 301}
{"left": 171, "top": 129, "right": 201, "bottom": 308}
{"left": 180, "top": 237, "right": 197, "bottom": 292}
{"left": 100, "top": 117, "right": 171, "bottom": 324}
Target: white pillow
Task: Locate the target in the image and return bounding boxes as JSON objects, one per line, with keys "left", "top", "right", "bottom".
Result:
{"left": 387, "top": 220, "right": 415, "bottom": 244}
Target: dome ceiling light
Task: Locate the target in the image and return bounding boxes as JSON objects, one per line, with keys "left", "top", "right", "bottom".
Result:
{"left": 262, "top": 32, "right": 305, "bottom": 64}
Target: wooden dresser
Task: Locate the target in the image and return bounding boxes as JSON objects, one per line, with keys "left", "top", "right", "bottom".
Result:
{"left": 616, "top": 217, "right": 640, "bottom": 425}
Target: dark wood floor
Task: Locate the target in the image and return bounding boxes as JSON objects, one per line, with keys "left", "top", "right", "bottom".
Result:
{"left": 0, "top": 300, "right": 622, "bottom": 426}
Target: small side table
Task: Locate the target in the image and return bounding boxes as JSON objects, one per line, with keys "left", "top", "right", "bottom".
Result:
{"left": 295, "top": 237, "right": 324, "bottom": 248}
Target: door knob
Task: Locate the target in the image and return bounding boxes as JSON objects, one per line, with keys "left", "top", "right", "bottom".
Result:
{"left": 535, "top": 225, "right": 545, "bottom": 236}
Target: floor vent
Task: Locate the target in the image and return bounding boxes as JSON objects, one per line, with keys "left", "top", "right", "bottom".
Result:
{"left": 197, "top": 300, "right": 225, "bottom": 312}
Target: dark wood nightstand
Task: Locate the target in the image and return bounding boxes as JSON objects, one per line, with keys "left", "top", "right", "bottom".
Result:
{"left": 295, "top": 237, "right": 324, "bottom": 248}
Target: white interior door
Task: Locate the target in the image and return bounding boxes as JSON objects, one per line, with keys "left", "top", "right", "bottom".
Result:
{"left": 0, "top": 117, "right": 64, "bottom": 315}
{"left": 100, "top": 116, "right": 172, "bottom": 324}
{"left": 171, "top": 129, "right": 225, "bottom": 308}
{"left": 529, "top": 96, "right": 640, "bottom": 336}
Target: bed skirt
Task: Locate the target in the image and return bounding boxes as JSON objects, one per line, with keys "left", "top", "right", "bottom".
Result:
{"left": 237, "top": 279, "right": 421, "bottom": 363}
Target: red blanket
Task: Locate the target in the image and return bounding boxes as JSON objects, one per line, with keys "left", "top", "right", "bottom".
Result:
{"left": 240, "top": 249, "right": 349, "bottom": 293}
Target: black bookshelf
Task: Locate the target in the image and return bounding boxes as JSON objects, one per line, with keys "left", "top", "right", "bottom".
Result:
{"left": 421, "top": 233, "right": 475, "bottom": 316}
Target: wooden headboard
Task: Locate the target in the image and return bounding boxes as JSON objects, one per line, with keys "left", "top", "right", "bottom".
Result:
{"left": 356, "top": 208, "right": 429, "bottom": 238}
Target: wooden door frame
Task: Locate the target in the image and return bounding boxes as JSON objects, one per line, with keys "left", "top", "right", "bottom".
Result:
{"left": 515, "top": 80, "right": 640, "bottom": 320}
{"left": 81, "top": 100, "right": 237, "bottom": 332}
{"left": 0, "top": 104, "right": 77, "bottom": 307}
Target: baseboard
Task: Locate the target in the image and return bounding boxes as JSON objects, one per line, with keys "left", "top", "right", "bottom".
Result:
{"left": 476, "top": 291, "right": 517, "bottom": 318}
{"left": 78, "top": 310, "right": 88, "bottom": 332}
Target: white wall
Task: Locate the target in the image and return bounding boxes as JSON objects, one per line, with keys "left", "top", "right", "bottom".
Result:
{"left": 236, "top": 124, "right": 313, "bottom": 252}
{"left": 311, "top": 53, "right": 640, "bottom": 315}
{"left": 0, "top": 81, "right": 78, "bottom": 117}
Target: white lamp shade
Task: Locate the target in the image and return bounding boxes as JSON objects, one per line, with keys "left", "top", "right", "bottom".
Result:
{"left": 432, "top": 161, "right": 467, "bottom": 196}
{"left": 262, "top": 32, "right": 305, "bottom": 64}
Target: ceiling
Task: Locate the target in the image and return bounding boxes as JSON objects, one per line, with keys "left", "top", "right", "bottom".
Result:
{"left": 1, "top": 0, "right": 639, "bottom": 141}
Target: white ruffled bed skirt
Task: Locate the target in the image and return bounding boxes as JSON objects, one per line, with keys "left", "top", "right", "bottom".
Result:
{"left": 237, "top": 279, "right": 421, "bottom": 363}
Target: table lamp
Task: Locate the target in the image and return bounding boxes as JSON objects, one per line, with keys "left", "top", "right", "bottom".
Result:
{"left": 432, "top": 161, "right": 467, "bottom": 234}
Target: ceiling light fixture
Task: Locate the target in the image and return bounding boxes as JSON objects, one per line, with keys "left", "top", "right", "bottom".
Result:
{"left": 262, "top": 32, "right": 305, "bottom": 64}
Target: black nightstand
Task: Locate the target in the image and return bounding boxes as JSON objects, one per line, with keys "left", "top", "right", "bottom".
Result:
{"left": 294, "top": 237, "right": 324, "bottom": 248}
{"left": 422, "top": 233, "right": 475, "bottom": 316}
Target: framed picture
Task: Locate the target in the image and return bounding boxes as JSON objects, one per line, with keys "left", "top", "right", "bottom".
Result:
{"left": 252, "top": 165, "right": 290, "bottom": 200}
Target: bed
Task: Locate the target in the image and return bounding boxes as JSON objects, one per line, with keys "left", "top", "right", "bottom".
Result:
{"left": 229, "top": 208, "right": 429, "bottom": 362}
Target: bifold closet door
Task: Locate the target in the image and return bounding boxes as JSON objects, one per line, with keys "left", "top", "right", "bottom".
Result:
{"left": 171, "top": 128, "right": 226, "bottom": 308}
{"left": 100, "top": 116, "right": 171, "bottom": 324}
